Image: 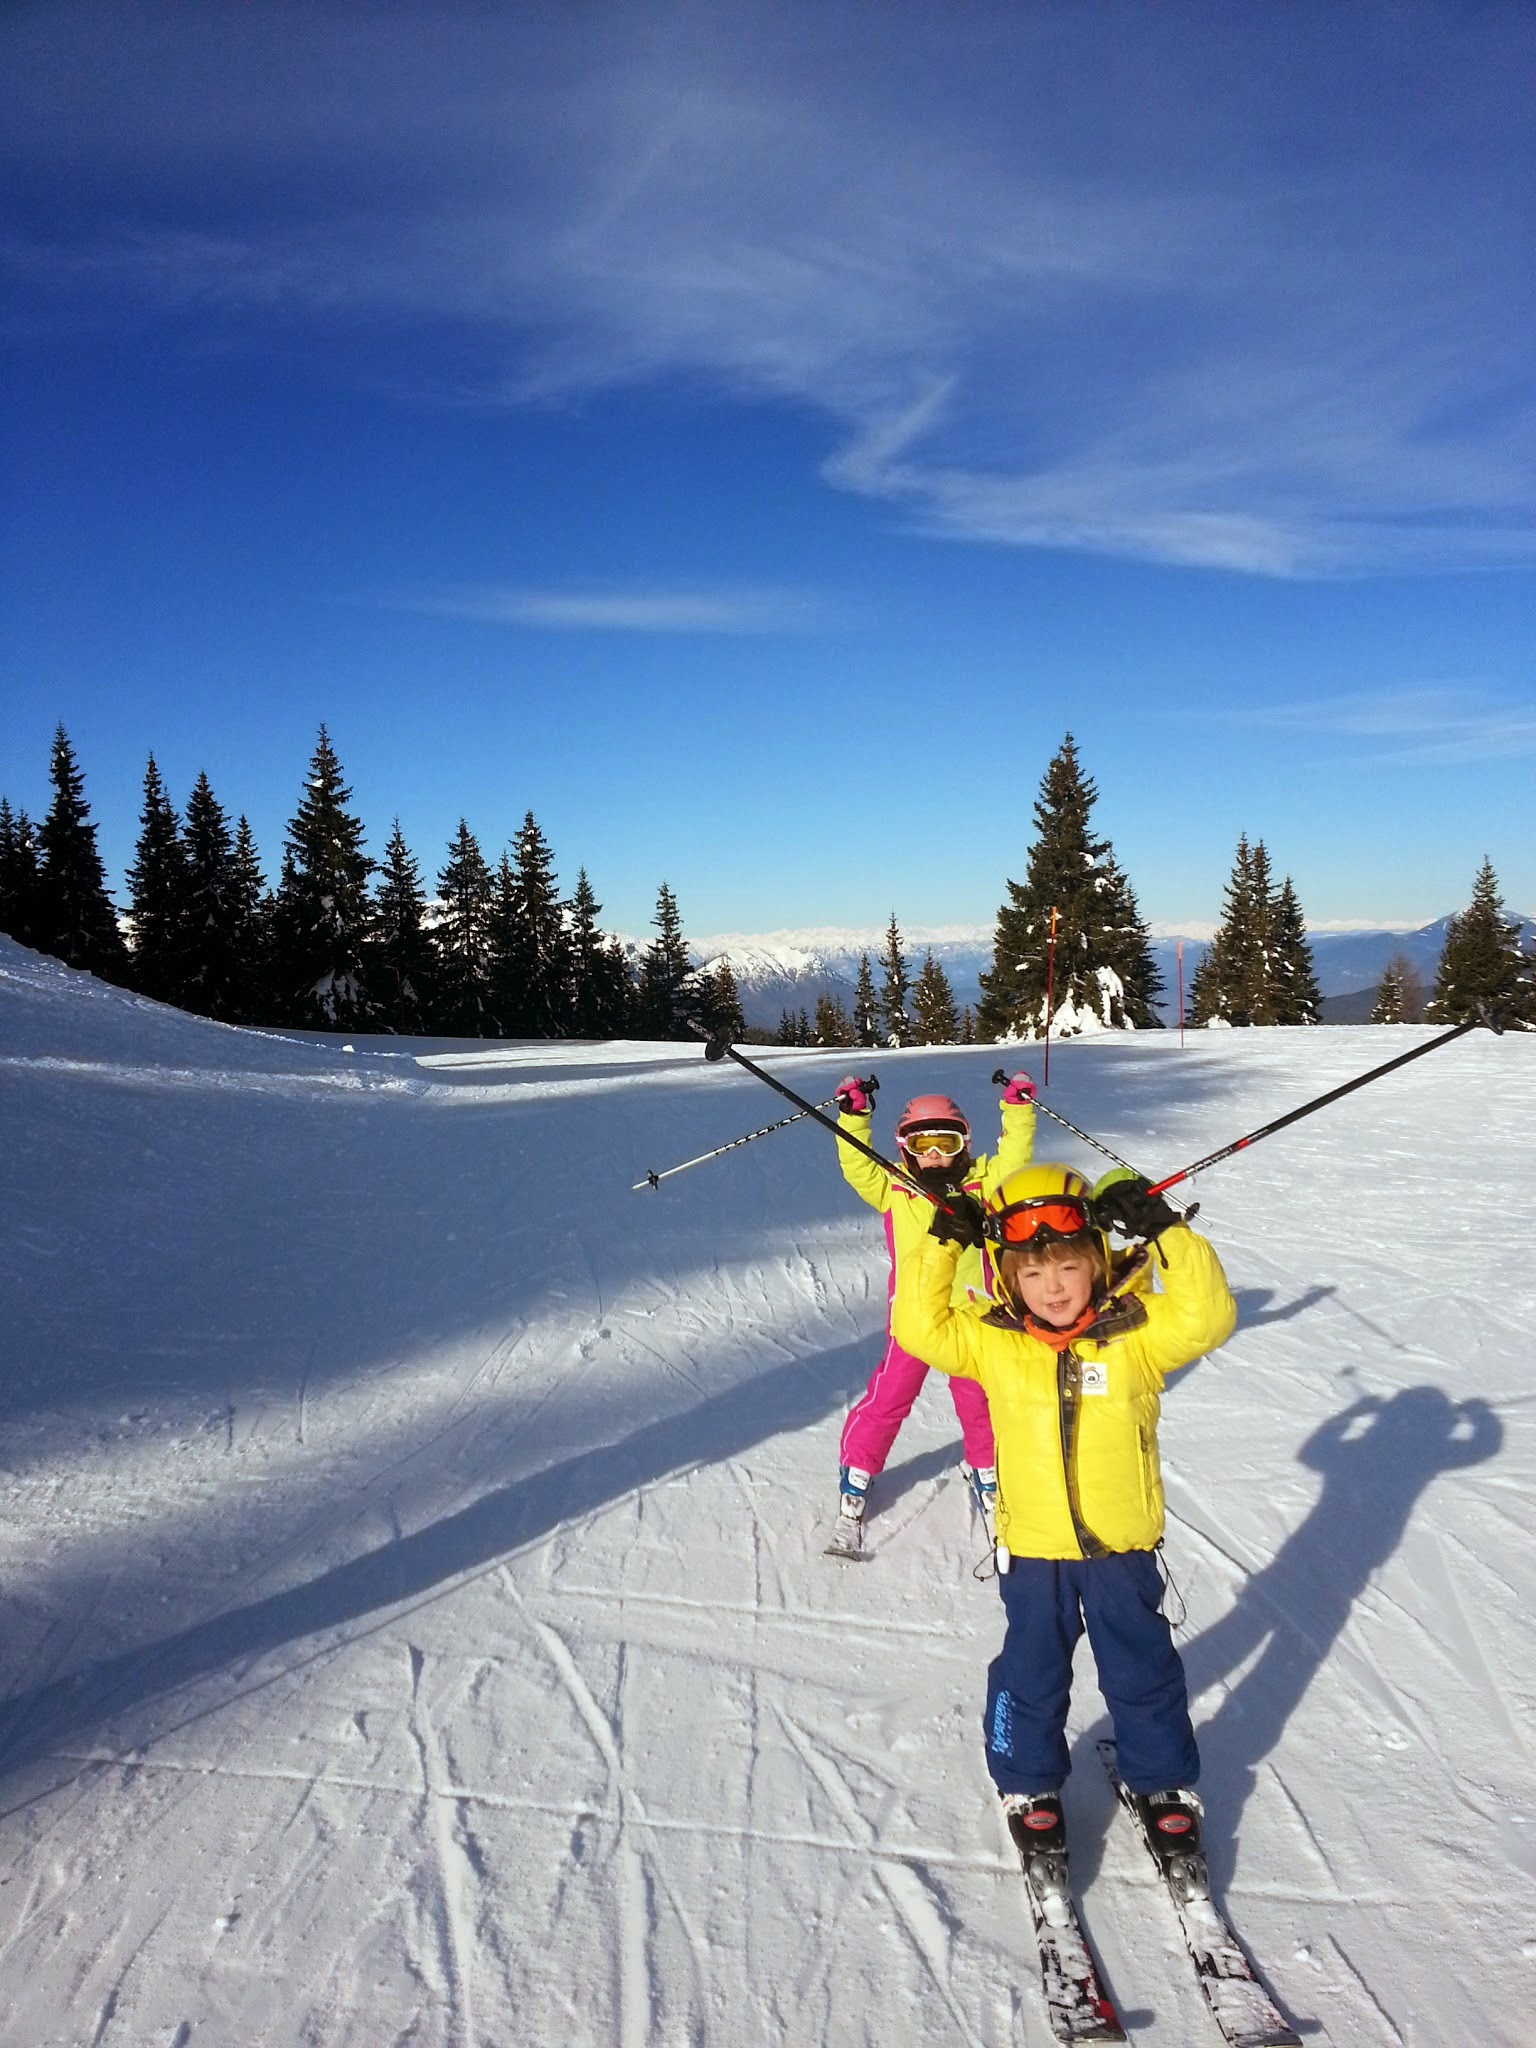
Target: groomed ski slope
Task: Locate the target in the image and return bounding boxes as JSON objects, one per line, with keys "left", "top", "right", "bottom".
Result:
{"left": 1, "top": 935, "right": 1533, "bottom": 2048}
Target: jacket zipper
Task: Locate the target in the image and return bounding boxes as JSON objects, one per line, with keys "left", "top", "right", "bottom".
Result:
{"left": 1057, "top": 1349, "right": 1110, "bottom": 1559}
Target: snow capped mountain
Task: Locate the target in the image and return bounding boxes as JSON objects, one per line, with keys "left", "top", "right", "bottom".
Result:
{"left": 623, "top": 913, "right": 1536, "bottom": 1030}
{"left": 687, "top": 925, "right": 991, "bottom": 1027}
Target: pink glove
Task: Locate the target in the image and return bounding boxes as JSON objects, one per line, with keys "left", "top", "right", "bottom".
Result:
{"left": 835, "top": 1075, "right": 873, "bottom": 1115}
{"left": 1001, "top": 1071, "right": 1036, "bottom": 1104}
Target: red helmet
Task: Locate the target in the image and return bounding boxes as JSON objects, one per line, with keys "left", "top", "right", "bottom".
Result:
{"left": 895, "top": 1094, "right": 970, "bottom": 1150}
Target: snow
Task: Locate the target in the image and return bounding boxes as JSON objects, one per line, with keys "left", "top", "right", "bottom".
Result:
{"left": 2, "top": 933, "right": 1534, "bottom": 2047}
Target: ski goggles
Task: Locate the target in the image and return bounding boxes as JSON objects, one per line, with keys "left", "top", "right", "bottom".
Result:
{"left": 899, "top": 1128, "right": 967, "bottom": 1159}
{"left": 991, "top": 1194, "right": 1092, "bottom": 1247}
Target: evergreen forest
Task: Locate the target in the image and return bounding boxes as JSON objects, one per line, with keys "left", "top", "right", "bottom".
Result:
{"left": 2, "top": 725, "right": 1531, "bottom": 1043}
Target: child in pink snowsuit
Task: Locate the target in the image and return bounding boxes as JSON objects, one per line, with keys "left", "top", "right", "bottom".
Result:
{"left": 832, "top": 1075, "right": 1036, "bottom": 1540}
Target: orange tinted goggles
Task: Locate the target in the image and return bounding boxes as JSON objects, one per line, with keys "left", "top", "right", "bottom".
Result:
{"left": 901, "top": 1128, "right": 967, "bottom": 1159}
{"left": 992, "top": 1195, "right": 1091, "bottom": 1246}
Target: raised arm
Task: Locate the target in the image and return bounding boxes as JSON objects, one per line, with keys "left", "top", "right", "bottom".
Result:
{"left": 891, "top": 1232, "right": 986, "bottom": 1381}
{"left": 832, "top": 1074, "right": 893, "bottom": 1213}
{"left": 984, "top": 1072, "right": 1038, "bottom": 1190}
{"left": 1139, "top": 1225, "right": 1238, "bottom": 1372}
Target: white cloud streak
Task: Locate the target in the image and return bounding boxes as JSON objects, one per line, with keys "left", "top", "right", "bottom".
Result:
{"left": 1243, "top": 686, "right": 1536, "bottom": 764}
{"left": 4, "top": 1, "right": 1534, "bottom": 577}
{"left": 393, "top": 584, "right": 842, "bottom": 635}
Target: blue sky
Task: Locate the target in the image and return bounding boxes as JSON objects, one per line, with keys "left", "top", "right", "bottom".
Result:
{"left": 3, "top": 0, "right": 1532, "bottom": 939}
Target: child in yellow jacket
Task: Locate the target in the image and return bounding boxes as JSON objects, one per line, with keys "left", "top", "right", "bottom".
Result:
{"left": 891, "top": 1161, "right": 1236, "bottom": 1910}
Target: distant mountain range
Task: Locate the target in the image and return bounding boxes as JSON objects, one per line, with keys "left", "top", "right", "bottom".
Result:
{"left": 654, "top": 915, "right": 1535, "bottom": 1030}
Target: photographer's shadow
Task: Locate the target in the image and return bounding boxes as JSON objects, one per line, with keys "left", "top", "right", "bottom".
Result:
{"left": 1078, "top": 1385, "right": 1501, "bottom": 1898}
{"left": 1184, "top": 1386, "right": 1500, "bottom": 1890}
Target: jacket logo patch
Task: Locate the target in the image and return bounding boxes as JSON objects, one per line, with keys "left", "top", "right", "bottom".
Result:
{"left": 1078, "top": 1359, "right": 1108, "bottom": 1396}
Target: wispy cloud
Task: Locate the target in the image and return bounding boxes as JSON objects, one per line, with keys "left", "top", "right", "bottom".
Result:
{"left": 1244, "top": 686, "right": 1536, "bottom": 764}
{"left": 4, "top": 2, "right": 1533, "bottom": 577}
{"left": 389, "top": 583, "right": 843, "bottom": 635}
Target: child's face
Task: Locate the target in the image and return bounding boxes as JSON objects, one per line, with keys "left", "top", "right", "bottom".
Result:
{"left": 1005, "top": 1247, "right": 1098, "bottom": 1328}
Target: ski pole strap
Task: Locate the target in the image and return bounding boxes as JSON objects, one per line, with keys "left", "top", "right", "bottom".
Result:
{"left": 632, "top": 1096, "right": 837, "bottom": 1191}
{"left": 703, "top": 1039, "right": 948, "bottom": 1210}
{"left": 1144, "top": 1014, "right": 1491, "bottom": 1198}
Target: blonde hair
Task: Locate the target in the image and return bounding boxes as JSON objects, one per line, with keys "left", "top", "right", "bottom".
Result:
{"left": 999, "top": 1233, "right": 1107, "bottom": 1293}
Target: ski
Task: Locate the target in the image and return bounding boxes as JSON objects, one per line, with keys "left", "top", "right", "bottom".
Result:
{"left": 822, "top": 1512, "right": 866, "bottom": 1561}
{"left": 1003, "top": 1800, "right": 1125, "bottom": 2044}
{"left": 1097, "top": 1740, "right": 1301, "bottom": 2048}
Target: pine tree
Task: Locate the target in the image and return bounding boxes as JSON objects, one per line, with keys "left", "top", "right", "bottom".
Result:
{"left": 434, "top": 821, "right": 496, "bottom": 1035}
{"left": 0, "top": 799, "right": 42, "bottom": 947}
{"left": 813, "top": 991, "right": 854, "bottom": 1046}
{"left": 636, "top": 882, "right": 701, "bottom": 1040}
{"left": 370, "top": 820, "right": 437, "bottom": 1033}
{"left": 511, "top": 811, "right": 573, "bottom": 1037}
{"left": 487, "top": 851, "right": 527, "bottom": 1035}
{"left": 1370, "top": 959, "right": 1408, "bottom": 1024}
{"left": 959, "top": 1004, "right": 975, "bottom": 1045}
{"left": 1094, "top": 849, "right": 1165, "bottom": 1028}
{"left": 879, "top": 913, "right": 911, "bottom": 1046}
{"left": 1427, "top": 859, "right": 1533, "bottom": 1028}
{"left": 35, "top": 725, "right": 129, "bottom": 982}
{"left": 125, "top": 754, "right": 191, "bottom": 1005}
{"left": 566, "top": 868, "right": 631, "bottom": 1036}
{"left": 270, "top": 726, "right": 375, "bottom": 1029}
{"left": 598, "top": 938, "right": 636, "bottom": 1034}
{"left": 1189, "top": 834, "right": 1267, "bottom": 1027}
{"left": 912, "top": 950, "right": 959, "bottom": 1044}
{"left": 1369, "top": 951, "right": 1425, "bottom": 1024}
{"left": 976, "top": 734, "right": 1159, "bottom": 1040}
{"left": 1268, "top": 876, "right": 1320, "bottom": 1025}
{"left": 853, "top": 952, "right": 880, "bottom": 1048}
{"left": 181, "top": 771, "right": 245, "bottom": 1021}
{"left": 229, "top": 816, "right": 270, "bottom": 1024}
{"left": 775, "top": 1007, "right": 797, "bottom": 1046}
{"left": 1244, "top": 841, "right": 1277, "bottom": 1023}
{"left": 701, "top": 959, "right": 747, "bottom": 1042}
{"left": 567, "top": 868, "right": 609, "bottom": 1035}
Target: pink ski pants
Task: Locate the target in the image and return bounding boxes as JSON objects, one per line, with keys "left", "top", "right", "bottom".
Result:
{"left": 839, "top": 1215, "right": 995, "bottom": 1475}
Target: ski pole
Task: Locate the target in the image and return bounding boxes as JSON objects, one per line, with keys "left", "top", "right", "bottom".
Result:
{"left": 1143, "top": 1013, "right": 1497, "bottom": 1199}
{"left": 633, "top": 1094, "right": 840, "bottom": 1191}
{"left": 989, "top": 1067, "right": 1192, "bottom": 1217}
{"left": 990, "top": 1067, "right": 1141, "bottom": 1175}
{"left": 702, "top": 1039, "right": 957, "bottom": 1214}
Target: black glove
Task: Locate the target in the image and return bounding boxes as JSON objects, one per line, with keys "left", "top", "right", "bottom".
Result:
{"left": 929, "top": 1193, "right": 987, "bottom": 1248}
{"left": 1090, "top": 1173, "right": 1178, "bottom": 1242}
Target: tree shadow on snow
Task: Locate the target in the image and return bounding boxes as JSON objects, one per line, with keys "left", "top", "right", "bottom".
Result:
{"left": 1070, "top": 1384, "right": 1502, "bottom": 1896}
{"left": 0, "top": 1333, "right": 876, "bottom": 1803}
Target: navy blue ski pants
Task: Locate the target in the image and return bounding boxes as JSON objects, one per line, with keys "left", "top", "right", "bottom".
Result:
{"left": 983, "top": 1550, "right": 1199, "bottom": 1796}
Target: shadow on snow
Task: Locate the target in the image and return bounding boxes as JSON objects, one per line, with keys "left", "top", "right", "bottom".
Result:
{"left": 1069, "top": 1384, "right": 1502, "bottom": 1898}
{"left": 0, "top": 1334, "right": 877, "bottom": 1803}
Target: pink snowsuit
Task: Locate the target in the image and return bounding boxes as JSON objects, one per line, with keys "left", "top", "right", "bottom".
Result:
{"left": 837, "top": 1096, "right": 1036, "bottom": 1476}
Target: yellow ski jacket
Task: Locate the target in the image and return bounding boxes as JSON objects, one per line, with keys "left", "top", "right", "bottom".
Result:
{"left": 891, "top": 1224, "right": 1237, "bottom": 1558}
{"left": 836, "top": 1095, "right": 1036, "bottom": 1307}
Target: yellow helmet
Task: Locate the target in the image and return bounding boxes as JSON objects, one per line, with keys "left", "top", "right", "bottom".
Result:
{"left": 988, "top": 1163, "right": 1094, "bottom": 1245}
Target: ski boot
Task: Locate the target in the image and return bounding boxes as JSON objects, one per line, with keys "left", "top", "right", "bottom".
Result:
{"left": 1129, "top": 1787, "right": 1209, "bottom": 1905}
{"left": 961, "top": 1462, "right": 998, "bottom": 1538}
{"left": 1001, "top": 1791, "right": 1071, "bottom": 1928}
{"left": 825, "top": 1465, "right": 871, "bottom": 1560}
